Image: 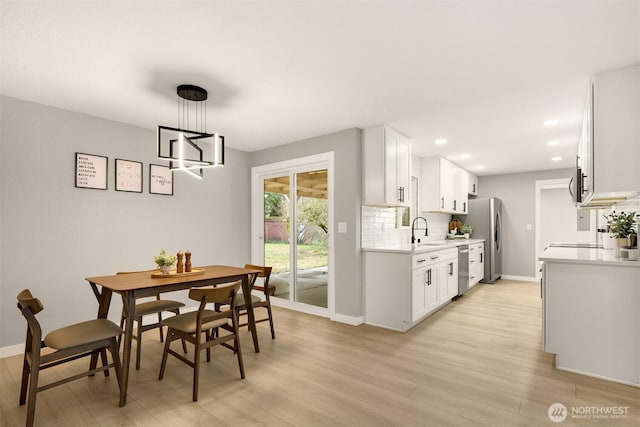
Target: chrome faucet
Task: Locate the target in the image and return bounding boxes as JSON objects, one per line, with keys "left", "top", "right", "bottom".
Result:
{"left": 411, "top": 216, "right": 429, "bottom": 244}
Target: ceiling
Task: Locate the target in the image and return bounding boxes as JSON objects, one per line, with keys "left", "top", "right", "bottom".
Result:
{"left": 1, "top": 1, "right": 639, "bottom": 176}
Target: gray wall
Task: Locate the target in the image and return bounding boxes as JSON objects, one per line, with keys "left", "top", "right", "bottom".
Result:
{"left": 250, "top": 129, "right": 363, "bottom": 318}
{"left": 477, "top": 168, "right": 573, "bottom": 278}
{"left": 0, "top": 96, "right": 251, "bottom": 348}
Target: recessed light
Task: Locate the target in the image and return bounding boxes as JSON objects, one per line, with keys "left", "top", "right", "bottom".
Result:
{"left": 544, "top": 119, "right": 559, "bottom": 127}
{"left": 459, "top": 153, "right": 470, "bottom": 160}
{"left": 547, "top": 140, "right": 559, "bottom": 146}
{"left": 476, "top": 165, "right": 485, "bottom": 170}
{"left": 551, "top": 156, "right": 563, "bottom": 162}
{"left": 435, "top": 138, "right": 447, "bottom": 145}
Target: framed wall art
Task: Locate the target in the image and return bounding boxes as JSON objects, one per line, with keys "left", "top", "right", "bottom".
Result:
{"left": 115, "top": 159, "right": 143, "bottom": 193}
{"left": 75, "top": 152, "right": 108, "bottom": 190}
{"left": 149, "top": 164, "right": 173, "bottom": 195}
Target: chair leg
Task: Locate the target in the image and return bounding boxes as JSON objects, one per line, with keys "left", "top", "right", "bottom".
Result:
{"left": 158, "top": 329, "right": 173, "bottom": 381}
{"left": 193, "top": 333, "right": 201, "bottom": 402}
{"left": 266, "top": 303, "right": 276, "bottom": 339}
{"left": 25, "top": 353, "right": 40, "bottom": 427}
{"left": 135, "top": 316, "right": 143, "bottom": 370}
{"left": 205, "top": 330, "right": 211, "bottom": 363}
{"left": 235, "top": 332, "right": 245, "bottom": 379}
{"left": 100, "top": 349, "right": 110, "bottom": 377}
{"left": 158, "top": 312, "right": 164, "bottom": 342}
{"left": 19, "top": 351, "right": 30, "bottom": 405}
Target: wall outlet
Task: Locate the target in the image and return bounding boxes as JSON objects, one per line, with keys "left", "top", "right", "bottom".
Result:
{"left": 338, "top": 222, "right": 348, "bottom": 233}
{"left": 526, "top": 223, "right": 532, "bottom": 231}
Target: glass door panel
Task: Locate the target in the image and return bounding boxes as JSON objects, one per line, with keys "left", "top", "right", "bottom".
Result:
{"left": 263, "top": 175, "right": 291, "bottom": 300}
{"left": 294, "top": 170, "right": 328, "bottom": 308}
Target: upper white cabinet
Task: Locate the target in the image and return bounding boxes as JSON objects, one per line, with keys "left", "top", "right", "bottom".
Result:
{"left": 421, "top": 156, "right": 468, "bottom": 214}
{"left": 362, "top": 125, "right": 411, "bottom": 207}
{"left": 573, "top": 64, "right": 640, "bottom": 207}
{"left": 466, "top": 170, "right": 479, "bottom": 196}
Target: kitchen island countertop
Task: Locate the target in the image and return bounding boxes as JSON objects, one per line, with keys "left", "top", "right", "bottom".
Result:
{"left": 540, "top": 246, "right": 640, "bottom": 267}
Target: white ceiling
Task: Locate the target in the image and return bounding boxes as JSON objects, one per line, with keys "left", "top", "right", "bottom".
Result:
{"left": 1, "top": 1, "right": 639, "bottom": 175}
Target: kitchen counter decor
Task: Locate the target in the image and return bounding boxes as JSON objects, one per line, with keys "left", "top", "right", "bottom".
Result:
{"left": 154, "top": 249, "right": 177, "bottom": 274}
{"left": 604, "top": 211, "right": 638, "bottom": 256}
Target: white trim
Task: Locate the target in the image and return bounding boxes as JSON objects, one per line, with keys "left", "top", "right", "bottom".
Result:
{"left": 0, "top": 343, "right": 24, "bottom": 359}
{"left": 251, "top": 152, "right": 335, "bottom": 318}
{"left": 501, "top": 274, "right": 538, "bottom": 283}
{"left": 330, "top": 313, "right": 364, "bottom": 326}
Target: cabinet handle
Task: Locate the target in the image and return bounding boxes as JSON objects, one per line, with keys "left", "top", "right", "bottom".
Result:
{"left": 480, "top": 253, "right": 483, "bottom": 263}
{"left": 427, "top": 268, "right": 431, "bottom": 285}
{"left": 463, "top": 202, "right": 466, "bottom": 212}
{"left": 430, "top": 256, "right": 439, "bottom": 261}
{"left": 417, "top": 258, "right": 426, "bottom": 263}
{"left": 453, "top": 200, "right": 457, "bottom": 211}
{"left": 470, "top": 260, "right": 475, "bottom": 264}
{"left": 473, "top": 183, "right": 476, "bottom": 193}
{"left": 441, "top": 197, "right": 444, "bottom": 209}
{"left": 449, "top": 262, "right": 453, "bottom": 276}
{"left": 398, "top": 186, "right": 405, "bottom": 203}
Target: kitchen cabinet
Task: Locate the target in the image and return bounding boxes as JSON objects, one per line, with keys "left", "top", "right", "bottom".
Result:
{"left": 438, "top": 249, "right": 459, "bottom": 305}
{"left": 362, "top": 125, "right": 411, "bottom": 206}
{"left": 364, "top": 246, "right": 462, "bottom": 331}
{"left": 468, "top": 242, "right": 484, "bottom": 288}
{"left": 466, "top": 170, "right": 478, "bottom": 196}
{"left": 421, "top": 156, "right": 468, "bottom": 214}
{"left": 573, "top": 64, "right": 640, "bottom": 207}
{"left": 412, "top": 253, "right": 440, "bottom": 321}
{"left": 540, "top": 247, "right": 640, "bottom": 386}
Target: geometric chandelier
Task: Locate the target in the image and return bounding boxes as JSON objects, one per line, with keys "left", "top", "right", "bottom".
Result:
{"left": 157, "top": 84, "right": 225, "bottom": 179}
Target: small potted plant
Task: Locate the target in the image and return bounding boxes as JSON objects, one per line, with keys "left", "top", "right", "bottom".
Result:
{"left": 154, "top": 249, "right": 177, "bottom": 275}
{"left": 460, "top": 224, "right": 473, "bottom": 239}
{"left": 604, "top": 211, "right": 638, "bottom": 254}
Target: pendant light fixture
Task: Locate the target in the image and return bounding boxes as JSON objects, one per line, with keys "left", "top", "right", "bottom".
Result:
{"left": 158, "top": 84, "right": 224, "bottom": 179}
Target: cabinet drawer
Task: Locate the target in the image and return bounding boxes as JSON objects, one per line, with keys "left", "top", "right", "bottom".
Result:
{"left": 469, "top": 242, "right": 484, "bottom": 253}
{"left": 412, "top": 252, "right": 441, "bottom": 269}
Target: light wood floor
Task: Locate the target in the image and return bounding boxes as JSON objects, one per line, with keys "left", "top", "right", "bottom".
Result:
{"left": 2, "top": 280, "right": 639, "bottom": 426}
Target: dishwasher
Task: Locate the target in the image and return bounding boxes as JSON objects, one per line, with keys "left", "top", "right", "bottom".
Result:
{"left": 457, "top": 245, "right": 469, "bottom": 296}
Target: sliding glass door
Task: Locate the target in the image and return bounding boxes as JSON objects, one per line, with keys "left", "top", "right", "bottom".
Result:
{"left": 253, "top": 154, "right": 333, "bottom": 314}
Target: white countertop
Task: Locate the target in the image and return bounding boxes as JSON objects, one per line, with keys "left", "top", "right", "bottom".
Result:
{"left": 540, "top": 246, "right": 640, "bottom": 267}
{"left": 362, "top": 238, "right": 485, "bottom": 255}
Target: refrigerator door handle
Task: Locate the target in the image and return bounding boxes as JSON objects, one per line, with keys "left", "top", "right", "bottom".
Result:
{"left": 495, "top": 210, "right": 502, "bottom": 253}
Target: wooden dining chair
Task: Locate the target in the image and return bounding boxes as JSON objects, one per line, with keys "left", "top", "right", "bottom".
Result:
{"left": 158, "top": 281, "right": 245, "bottom": 401}
{"left": 236, "top": 264, "right": 276, "bottom": 339}
{"left": 117, "top": 270, "right": 187, "bottom": 370}
{"left": 17, "top": 289, "right": 123, "bottom": 427}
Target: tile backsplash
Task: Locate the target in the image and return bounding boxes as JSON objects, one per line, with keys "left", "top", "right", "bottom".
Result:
{"left": 361, "top": 205, "right": 452, "bottom": 248}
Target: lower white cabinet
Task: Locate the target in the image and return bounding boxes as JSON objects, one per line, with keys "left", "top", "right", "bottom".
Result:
{"left": 363, "top": 248, "right": 459, "bottom": 331}
{"left": 469, "top": 242, "right": 484, "bottom": 288}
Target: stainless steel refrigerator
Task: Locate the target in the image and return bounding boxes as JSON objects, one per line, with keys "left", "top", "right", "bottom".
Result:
{"left": 465, "top": 197, "right": 502, "bottom": 283}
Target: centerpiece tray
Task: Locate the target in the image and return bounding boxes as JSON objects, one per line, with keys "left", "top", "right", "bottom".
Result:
{"left": 151, "top": 268, "right": 205, "bottom": 278}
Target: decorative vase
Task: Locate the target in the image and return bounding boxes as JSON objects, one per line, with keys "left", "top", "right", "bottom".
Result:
{"left": 617, "top": 237, "right": 630, "bottom": 257}
{"left": 159, "top": 265, "right": 172, "bottom": 275}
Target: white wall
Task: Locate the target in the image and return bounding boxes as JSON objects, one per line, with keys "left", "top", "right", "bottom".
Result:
{"left": 0, "top": 96, "right": 251, "bottom": 348}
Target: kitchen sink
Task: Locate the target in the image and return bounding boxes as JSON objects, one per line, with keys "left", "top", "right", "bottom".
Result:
{"left": 414, "top": 241, "right": 448, "bottom": 247}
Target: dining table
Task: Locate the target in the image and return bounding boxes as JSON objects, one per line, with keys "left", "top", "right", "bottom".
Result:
{"left": 85, "top": 265, "right": 261, "bottom": 407}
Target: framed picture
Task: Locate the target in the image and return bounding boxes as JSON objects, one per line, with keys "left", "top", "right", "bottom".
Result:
{"left": 149, "top": 164, "right": 173, "bottom": 195}
{"left": 115, "top": 159, "right": 143, "bottom": 193}
{"left": 75, "top": 152, "right": 108, "bottom": 190}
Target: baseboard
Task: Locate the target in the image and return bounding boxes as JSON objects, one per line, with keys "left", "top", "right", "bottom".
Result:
{"left": 331, "top": 313, "right": 364, "bottom": 326}
{"left": 1, "top": 343, "right": 24, "bottom": 359}
{"left": 501, "top": 274, "right": 538, "bottom": 282}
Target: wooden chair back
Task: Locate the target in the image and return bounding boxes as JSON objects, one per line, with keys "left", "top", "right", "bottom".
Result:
{"left": 244, "top": 264, "right": 273, "bottom": 295}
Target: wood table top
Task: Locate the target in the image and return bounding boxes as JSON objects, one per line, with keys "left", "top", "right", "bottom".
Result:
{"left": 86, "top": 265, "right": 259, "bottom": 292}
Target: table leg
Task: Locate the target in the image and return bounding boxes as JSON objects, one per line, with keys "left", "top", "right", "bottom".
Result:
{"left": 119, "top": 291, "right": 135, "bottom": 407}
{"left": 241, "top": 274, "right": 260, "bottom": 353}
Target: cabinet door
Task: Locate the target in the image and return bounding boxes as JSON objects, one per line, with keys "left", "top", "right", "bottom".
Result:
{"left": 425, "top": 266, "right": 439, "bottom": 313}
{"left": 384, "top": 127, "right": 399, "bottom": 205}
{"left": 440, "top": 158, "right": 457, "bottom": 212}
{"left": 447, "top": 258, "right": 459, "bottom": 299}
{"left": 412, "top": 267, "right": 428, "bottom": 321}
{"left": 468, "top": 172, "right": 478, "bottom": 196}
{"left": 396, "top": 134, "right": 411, "bottom": 206}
